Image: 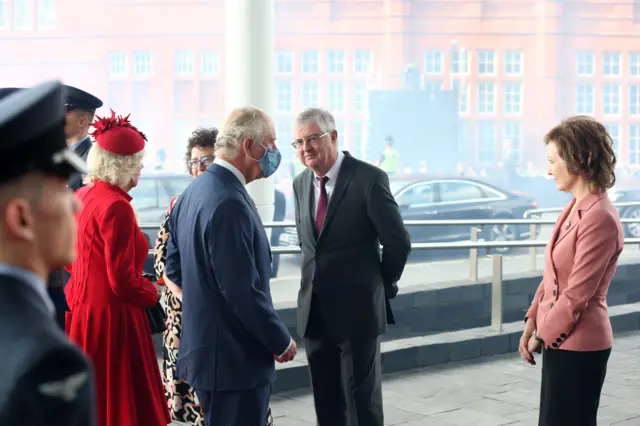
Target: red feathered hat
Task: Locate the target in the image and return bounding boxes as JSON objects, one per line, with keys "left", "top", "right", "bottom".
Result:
{"left": 90, "top": 109, "right": 146, "bottom": 155}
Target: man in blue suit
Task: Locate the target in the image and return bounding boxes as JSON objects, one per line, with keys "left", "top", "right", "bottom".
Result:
{"left": 165, "top": 106, "right": 297, "bottom": 426}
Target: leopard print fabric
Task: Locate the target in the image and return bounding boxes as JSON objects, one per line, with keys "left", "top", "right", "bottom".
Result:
{"left": 154, "top": 197, "right": 274, "bottom": 426}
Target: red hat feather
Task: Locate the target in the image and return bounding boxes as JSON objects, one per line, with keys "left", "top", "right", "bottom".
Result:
{"left": 90, "top": 109, "right": 146, "bottom": 155}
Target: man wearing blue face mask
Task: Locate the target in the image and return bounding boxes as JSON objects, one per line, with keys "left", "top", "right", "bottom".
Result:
{"left": 164, "top": 106, "right": 296, "bottom": 426}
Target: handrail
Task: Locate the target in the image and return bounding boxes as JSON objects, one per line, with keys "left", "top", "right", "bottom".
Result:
{"left": 524, "top": 201, "right": 640, "bottom": 218}
{"left": 140, "top": 217, "right": 640, "bottom": 231}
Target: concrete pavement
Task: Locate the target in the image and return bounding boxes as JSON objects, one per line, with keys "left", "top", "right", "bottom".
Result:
{"left": 267, "top": 332, "right": 640, "bottom": 425}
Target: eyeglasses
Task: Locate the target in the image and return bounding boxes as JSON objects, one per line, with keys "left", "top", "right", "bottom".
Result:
{"left": 187, "top": 156, "right": 215, "bottom": 169}
{"left": 291, "top": 132, "right": 328, "bottom": 149}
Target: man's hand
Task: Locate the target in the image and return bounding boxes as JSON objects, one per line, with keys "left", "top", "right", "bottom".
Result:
{"left": 275, "top": 339, "right": 297, "bottom": 363}
{"left": 386, "top": 282, "right": 399, "bottom": 299}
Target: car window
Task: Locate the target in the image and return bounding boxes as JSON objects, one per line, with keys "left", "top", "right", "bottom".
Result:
{"left": 439, "top": 181, "right": 484, "bottom": 203}
{"left": 396, "top": 183, "right": 435, "bottom": 206}
{"left": 130, "top": 179, "right": 158, "bottom": 211}
{"left": 159, "top": 177, "right": 192, "bottom": 207}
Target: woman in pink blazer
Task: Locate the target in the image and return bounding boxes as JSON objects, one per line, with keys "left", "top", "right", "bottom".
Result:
{"left": 519, "top": 116, "right": 623, "bottom": 426}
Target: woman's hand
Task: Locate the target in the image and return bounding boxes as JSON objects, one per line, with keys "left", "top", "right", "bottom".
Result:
{"left": 518, "top": 332, "right": 535, "bottom": 365}
{"left": 528, "top": 335, "right": 542, "bottom": 355}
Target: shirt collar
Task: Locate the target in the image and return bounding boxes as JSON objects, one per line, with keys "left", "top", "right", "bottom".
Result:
{"left": 0, "top": 264, "right": 54, "bottom": 316}
{"left": 70, "top": 135, "right": 90, "bottom": 152}
{"left": 314, "top": 150, "right": 345, "bottom": 182}
{"left": 213, "top": 158, "right": 247, "bottom": 185}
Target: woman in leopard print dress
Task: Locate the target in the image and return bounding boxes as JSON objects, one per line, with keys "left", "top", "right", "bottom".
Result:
{"left": 154, "top": 127, "right": 274, "bottom": 426}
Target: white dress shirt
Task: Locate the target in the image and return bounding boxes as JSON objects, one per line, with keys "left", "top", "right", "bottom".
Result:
{"left": 312, "top": 150, "right": 345, "bottom": 220}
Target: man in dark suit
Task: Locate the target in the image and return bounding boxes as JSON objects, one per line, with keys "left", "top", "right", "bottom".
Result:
{"left": 0, "top": 81, "right": 95, "bottom": 425}
{"left": 165, "top": 106, "right": 296, "bottom": 426}
{"left": 48, "top": 85, "right": 103, "bottom": 329}
{"left": 292, "top": 108, "right": 411, "bottom": 426}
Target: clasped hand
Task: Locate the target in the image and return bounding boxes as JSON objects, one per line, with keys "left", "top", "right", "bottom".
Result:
{"left": 275, "top": 339, "right": 298, "bottom": 363}
{"left": 518, "top": 323, "right": 541, "bottom": 365}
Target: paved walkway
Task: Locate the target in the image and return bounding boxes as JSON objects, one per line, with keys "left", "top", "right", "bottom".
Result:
{"left": 267, "top": 332, "right": 640, "bottom": 425}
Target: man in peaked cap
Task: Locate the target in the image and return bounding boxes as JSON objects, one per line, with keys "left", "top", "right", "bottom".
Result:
{"left": 0, "top": 81, "right": 96, "bottom": 426}
{"left": 47, "top": 85, "right": 103, "bottom": 329}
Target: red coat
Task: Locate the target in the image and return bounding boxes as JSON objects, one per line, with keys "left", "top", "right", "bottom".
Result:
{"left": 65, "top": 180, "right": 170, "bottom": 426}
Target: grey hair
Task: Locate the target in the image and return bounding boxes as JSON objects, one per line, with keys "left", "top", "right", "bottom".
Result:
{"left": 295, "top": 108, "right": 337, "bottom": 134}
{"left": 214, "top": 106, "right": 270, "bottom": 159}
{"left": 85, "top": 144, "right": 145, "bottom": 188}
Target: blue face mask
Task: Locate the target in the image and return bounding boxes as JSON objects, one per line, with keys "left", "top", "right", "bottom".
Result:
{"left": 256, "top": 143, "right": 282, "bottom": 178}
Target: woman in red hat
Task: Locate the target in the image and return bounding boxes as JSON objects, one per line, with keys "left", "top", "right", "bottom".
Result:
{"left": 65, "top": 111, "right": 171, "bottom": 426}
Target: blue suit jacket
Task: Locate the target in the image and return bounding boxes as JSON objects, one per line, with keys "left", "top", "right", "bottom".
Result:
{"left": 165, "top": 164, "right": 291, "bottom": 392}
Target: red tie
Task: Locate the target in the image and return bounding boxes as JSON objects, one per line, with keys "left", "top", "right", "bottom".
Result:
{"left": 315, "top": 176, "right": 329, "bottom": 235}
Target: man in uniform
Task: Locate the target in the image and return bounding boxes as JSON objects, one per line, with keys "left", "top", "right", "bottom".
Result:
{"left": 0, "top": 81, "right": 95, "bottom": 425}
{"left": 48, "top": 84, "right": 103, "bottom": 329}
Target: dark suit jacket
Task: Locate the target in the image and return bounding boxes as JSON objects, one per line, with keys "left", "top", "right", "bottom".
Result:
{"left": 0, "top": 274, "right": 95, "bottom": 425}
{"left": 293, "top": 152, "right": 411, "bottom": 342}
{"left": 165, "top": 164, "right": 291, "bottom": 392}
{"left": 68, "top": 137, "right": 91, "bottom": 192}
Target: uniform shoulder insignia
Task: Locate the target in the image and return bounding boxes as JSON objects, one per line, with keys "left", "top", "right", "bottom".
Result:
{"left": 37, "top": 371, "right": 88, "bottom": 402}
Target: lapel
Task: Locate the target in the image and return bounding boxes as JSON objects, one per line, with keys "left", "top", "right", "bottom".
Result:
{"left": 317, "top": 153, "right": 355, "bottom": 242}
{"left": 299, "top": 169, "right": 317, "bottom": 244}
{"left": 209, "top": 164, "right": 272, "bottom": 261}
{"left": 74, "top": 137, "right": 92, "bottom": 161}
{"left": 553, "top": 191, "right": 605, "bottom": 248}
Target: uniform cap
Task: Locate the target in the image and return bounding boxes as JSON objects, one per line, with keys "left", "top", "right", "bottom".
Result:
{"left": 90, "top": 110, "right": 146, "bottom": 156}
{"left": 0, "top": 81, "right": 88, "bottom": 183}
{"left": 63, "top": 85, "right": 103, "bottom": 113}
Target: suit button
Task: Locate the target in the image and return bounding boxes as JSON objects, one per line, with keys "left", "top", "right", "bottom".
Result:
{"left": 554, "top": 278, "right": 557, "bottom": 285}
{"left": 556, "top": 338, "right": 562, "bottom": 343}
{"left": 553, "top": 289, "right": 557, "bottom": 296}
{"left": 560, "top": 333, "right": 567, "bottom": 339}
{"left": 550, "top": 303, "right": 554, "bottom": 308}
{"left": 552, "top": 342, "right": 559, "bottom": 348}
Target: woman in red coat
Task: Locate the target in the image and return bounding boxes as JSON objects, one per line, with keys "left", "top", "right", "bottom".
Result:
{"left": 65, "top": 110, "right": 170, "bottom": 426}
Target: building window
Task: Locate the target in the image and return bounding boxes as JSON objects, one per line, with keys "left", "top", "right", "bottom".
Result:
{"left": 108, "top": 52, "right": 127, "bottom": 77}
{"left": 450, "top": 49, "right": 470, "bottom": 75}
{"left": 477, "top": 50, "right": 496, "bottom": 75}
{"left": 201, "top": 51, "right": 219, "bottom": 76}
{"left": 457, "top": 120, "right": 471, "bottom": 159}
{"left": 424, "top": 50, "right": 443, "bottom": 74}
{"left": 276, "top": 51, "right": 294, "bottom": 74}
{"left": 327, "top": 50, "right": 345, "bottom": 74}
{"left": 107, "top": 82, "right": 127, "bottom": 112}
{"left": 301, "top": 81, "right": 319, "bottom": 108}
{"left": 630, "top": 84, "right": 640, "bottom": 115}
{"left": 603, "top": 84, "right": 621, "bottom": 116}
{"left": 503, "top": 82, "right": 522, "bottom": 115}
{"left": 335, "top": 118, "right": 346, "bottom": 149}
{"left": 301, "top": 50, "right": 319, "bottom": 74}
{"left": 630, "top": 52, "right": 640, "bottom": 77}
{"left": 477, "top": 82, "right": 496, "bottom": 114}
{"left": 0, "top": 0, "right": 7, "bottom": 29}
{"left": 603, "top": 51, "right": 621, "bottom": 77}
{"left": 576, "top": 51, "right": 595, "bottom": 76}
{"left": 131, "top": 82, "right": 151, "bottom": 117}
{"left": 327, "top": 82, "right": 345, "bottom": 112}
{"left": 174, "top": 51, "right": 195, "bottom": 75}
{"left": 576, "top": 84, "right": 594, "bottom": 115}
{"left": 174, "top": 81, "right": 194, "bottom": 114}
{"left": 629, "top": 124, "right": 640, "bottom": 165}
{"left": 503, "top": 121, "right": 523, "bottom": 163}
{"left": 452, "top": 80, "right": 469, "bottom": 115}
{"left": 477, "top": 120, "right": 496, "bottom": 163}
{"left": 133, "top": 52, "right": 151, "bottom": 77}
{"left": 13, "top": 0, "right": 32, "bottom": 30}
{"left": 353, "top": 81, "right": 367, "bottom": 113}
{"left": 199, "top": 81, "right": 217, "bottom": 114}
{"left": 354, "top": 50, "right": 372, "bottom": 75}
{"left": 504, "top": 51, "right": 523, "bottom": 75}
{"left": 275, "top": 81, "right": 293, "bottom": 113}
{"left": 352, "top": 119, "right": 364, "bottom": 158}
{"left": 605, "top": 123, "right": 620, "bottom": 157}
{"left": 276, "top": 121, "right": 293, "bottom": 159}
{"left": 36, "top": 0, "right": 55, "bottom": 29}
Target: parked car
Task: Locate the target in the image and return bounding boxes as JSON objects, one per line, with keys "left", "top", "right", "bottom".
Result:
{"left": 608, "top": 186, "right": 640, "bottom": 237}
{"left": 280, "top": 175, "right": 538, "bottom": 252}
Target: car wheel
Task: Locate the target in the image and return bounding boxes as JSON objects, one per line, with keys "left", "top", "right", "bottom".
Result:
{"left": 623, "top": 207, "right": 640, "bottom": 238}
{"left": 487, "top": 219, "right": 517, "bottom": 253}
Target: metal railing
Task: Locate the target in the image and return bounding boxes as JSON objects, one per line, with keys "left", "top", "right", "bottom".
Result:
{"left": 524, "top": 201, "right": 640, "bottom": 218}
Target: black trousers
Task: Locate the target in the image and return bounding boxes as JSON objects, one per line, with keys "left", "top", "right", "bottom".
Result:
{"left": 304, "top": 296, "right": 383, "bottom": 426}
{"left": 196, "top": 385, "right": 271, "bottom": 426}
{"left": 539, "top": 347, "right": 611, "bottom": 426}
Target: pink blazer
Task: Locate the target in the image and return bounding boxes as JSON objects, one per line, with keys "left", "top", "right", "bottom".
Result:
{"left": 525, "top": 191, "right": 623, "bottom": 351}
